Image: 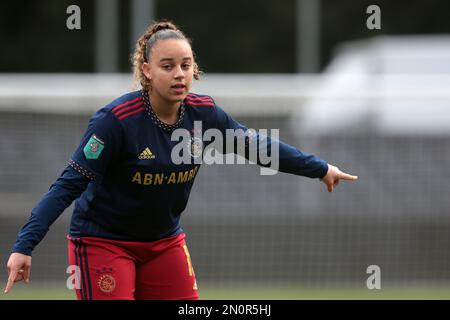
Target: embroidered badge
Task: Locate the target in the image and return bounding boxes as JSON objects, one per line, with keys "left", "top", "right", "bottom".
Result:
{"left": 96, "top": 267, "right": 115, "bottom": 294}
{"left": 98, "top": 274, "right": 116, "bottom": 294}
{"left": 83, "top": 134, "right": 104, "bottom": 159}
{"left": 187, "top": 137, "right": 203, "bottom": 159}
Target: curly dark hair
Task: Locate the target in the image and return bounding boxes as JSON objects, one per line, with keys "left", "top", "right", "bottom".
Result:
{"left": 131, "top": 20, "right": 202, "bottom": 91}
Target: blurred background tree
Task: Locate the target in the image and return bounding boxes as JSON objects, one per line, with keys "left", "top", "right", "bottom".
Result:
{"left": 0, "top": 0, "right": 449, "bottom": 73}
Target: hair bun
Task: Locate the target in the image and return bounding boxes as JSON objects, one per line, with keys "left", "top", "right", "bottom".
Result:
{"left": 151, "top": 21, "right": 178, "bottom": 34}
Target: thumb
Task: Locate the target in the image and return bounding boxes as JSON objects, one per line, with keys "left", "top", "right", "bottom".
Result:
{"left": 22, "top": 266, "right": 31, "bottom": 284}
{"left": 327, "top": 181, "right": 333, "bottom": 193}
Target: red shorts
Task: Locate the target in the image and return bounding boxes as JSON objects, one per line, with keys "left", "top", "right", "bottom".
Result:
{"left": 67, "top": 233, "right": 198, "bottom": 300}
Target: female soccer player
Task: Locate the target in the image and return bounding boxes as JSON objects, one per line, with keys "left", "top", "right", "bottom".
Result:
{"left": 4, "top": 20, "right": 357, "bottom": 300}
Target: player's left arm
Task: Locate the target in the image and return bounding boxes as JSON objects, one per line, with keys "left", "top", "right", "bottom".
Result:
{"left": 213, "top": 103, "right": 358, "bottom": 192}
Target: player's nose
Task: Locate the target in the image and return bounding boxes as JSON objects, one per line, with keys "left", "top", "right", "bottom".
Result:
{"left": 174, "top": 66, "right": 186, "bottom": 79}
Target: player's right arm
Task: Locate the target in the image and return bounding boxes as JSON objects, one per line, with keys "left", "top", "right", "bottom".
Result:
{"left": 4, "top": 166, "right": 90, "bottom": 294}
{"left": 4, "top": 107, "right": 122, "bottom": 294}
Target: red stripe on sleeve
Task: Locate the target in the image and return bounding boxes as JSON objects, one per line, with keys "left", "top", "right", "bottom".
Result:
{"left": 113, "top": 101, "right": 144, "bottom": 116}
{"left": 112, "top": 97, "right": 142, "bottom": 114}
{"left": 185, "top": 101, "right": 215, "bottom": 107}
{"left": 117, "top": 107, "right": 146, "bottom": 120}
{"left": 185, "top": 95, "right": 213, "bottom": 102}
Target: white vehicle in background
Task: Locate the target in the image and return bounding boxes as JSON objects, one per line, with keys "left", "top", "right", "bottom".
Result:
{"left": 292, "top": 35, "right": 450, "bottom": 137}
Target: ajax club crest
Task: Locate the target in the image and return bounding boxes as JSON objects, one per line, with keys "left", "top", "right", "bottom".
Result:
{"left": 96, "top": 267, "right": 116, "bottom": 294}
{"left": 188, "top": 136, "right": 203, "bottom": 159}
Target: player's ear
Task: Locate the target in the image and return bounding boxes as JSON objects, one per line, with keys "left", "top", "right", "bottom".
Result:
{"left": 142, "top": 62, "right": 152, "bottom": 81}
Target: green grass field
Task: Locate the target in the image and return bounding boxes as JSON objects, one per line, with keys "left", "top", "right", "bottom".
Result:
{"left": 2, "top": 283, "right": 450, "bottom": 300}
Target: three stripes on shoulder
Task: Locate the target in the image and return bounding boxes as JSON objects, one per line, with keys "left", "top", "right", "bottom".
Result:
{"left": 111, "top": 93, "right": 215, "bottom": 121}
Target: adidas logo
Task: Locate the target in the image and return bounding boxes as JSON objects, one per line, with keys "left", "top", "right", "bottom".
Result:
{"left": 138, "top": 147, "right": 155, "bottom": 160}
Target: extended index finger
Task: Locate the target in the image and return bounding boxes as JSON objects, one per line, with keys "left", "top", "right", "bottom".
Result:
{"left": 339, "top": 172, "right": 358, "bottom": 180}
{"left": 4, "top": 268, "right": 19, "bottom": 294}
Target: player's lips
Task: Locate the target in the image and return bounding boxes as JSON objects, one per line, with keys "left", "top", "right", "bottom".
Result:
{"left": 171, "top": 84, "right": 186, "bottom": 94}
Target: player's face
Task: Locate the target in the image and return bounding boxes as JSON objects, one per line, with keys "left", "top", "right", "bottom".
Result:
{"left": 146, "top": 39, "right": 194, "bottom": 103}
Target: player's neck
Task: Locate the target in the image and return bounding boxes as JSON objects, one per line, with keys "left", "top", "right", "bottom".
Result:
{"left": 148, "top": 90, "right": 181, "bottom": 125}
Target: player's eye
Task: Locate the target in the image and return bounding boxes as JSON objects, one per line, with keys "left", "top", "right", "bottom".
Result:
{"left": 182, "top": 64, "right": 191, "bottom": 69}
{"left": 162, "top": 65, "right": 172, "bottom": 70}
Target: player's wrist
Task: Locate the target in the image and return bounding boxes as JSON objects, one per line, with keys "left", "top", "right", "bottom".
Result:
{"left": 319, "top": 163, "right": 330, "bottom": 180}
